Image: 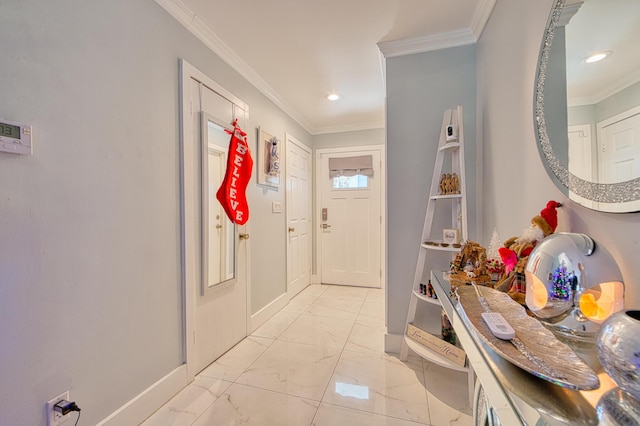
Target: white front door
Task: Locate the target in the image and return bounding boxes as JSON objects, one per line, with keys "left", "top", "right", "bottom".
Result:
{"left": 286, "top": 134, "right": 312, "bottom": 297}
{"left": 318, "top": 147, "right": 382, "bottom": 288}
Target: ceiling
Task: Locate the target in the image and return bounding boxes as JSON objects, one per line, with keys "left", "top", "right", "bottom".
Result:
{"left": 159, "top": 0, "right": 495, "bottom": 134}
{"left": 565, "top": 0, "right": 640, "bottom": 106}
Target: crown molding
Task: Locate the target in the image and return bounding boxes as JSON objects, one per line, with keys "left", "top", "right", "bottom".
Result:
{"left": 378, "top": 29, "right": 475, "bottom": 58}
{"left": 313, "top": 120, "right": 385, "bottom": 136}
{"left": 378, "top": 0, "right": 496, "bottom": 59}
{"left": 470, "top": 0, "right": 497, "bottom": 40}
{"left": 154, "top": 0, "right": 314, "bottom": 134}
{"left": 568, "top": 71, "right": 640, "bottom": 107}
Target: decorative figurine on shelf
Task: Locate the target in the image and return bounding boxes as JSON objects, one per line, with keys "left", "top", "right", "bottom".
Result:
{"left": 441, "top": 310, "right": 456, "bottom": 345}
{"left": 451, "top": 173, "right": 460, "bottom": 194}
{"left": 427, "top": 281, "right": 436, "bottom": 299}
{"left": 495, "top": 200, "right": 561, "bottom": 305}
{"left": 449, "top": 240, "right": 492, "bottom": 286}
{"left": 439, "top": 172, "right": 460, "bottom": 195}
{"left": 486, "top": 228, "right": 505, "bottom": 281}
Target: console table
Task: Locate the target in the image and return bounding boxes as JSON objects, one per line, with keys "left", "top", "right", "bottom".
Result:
{"left": 430, "top": 270, "right": 617, "bottom": 425}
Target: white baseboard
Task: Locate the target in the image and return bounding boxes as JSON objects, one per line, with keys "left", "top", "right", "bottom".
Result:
{"left": 384, "top": 332, "right": 404, "bottom": 354}
{"left": 249, "top": 292, "right": 289, "bottom": 333}
{"left": 97, "top": 365, "right": 189, "bottom": 426}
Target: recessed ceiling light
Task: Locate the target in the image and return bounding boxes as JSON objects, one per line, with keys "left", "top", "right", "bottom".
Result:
{"left": 583, "top": 51, "right": 612, "bottom": 64}
{"left": 327, "top": 93, "right": 340, "bottom": 101}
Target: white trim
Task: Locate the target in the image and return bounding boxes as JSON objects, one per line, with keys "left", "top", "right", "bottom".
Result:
{"left": 384, "top": 332, "right": 404, "bottom": 354}
{"left": 313, "top": 120, "right": 385, "bottom": 135}
{"left": 597, "top": 104, "right": 640, "bottom": 129}
{"left": 97, "top": 366, "right": 188, "bottom": 425}
{"left": 470, "top": 0, "right": 497, "bottom": 40}
{"left": 311, "top": 274, "right": 320, "bottom": 284}
{"left": 378, "top": 29, "right": 475, "bottom": 59}
{"left": 314, "top": 145, "right": 386, "bottom": 289}
{"left": 155, "top": 0, "right": 312, "bottom": 133}
{"left": 568, "top": 70, "right": 640, "bottom": 107}
{"left": 249, "top": 292, "right": 289, "bottom": 333}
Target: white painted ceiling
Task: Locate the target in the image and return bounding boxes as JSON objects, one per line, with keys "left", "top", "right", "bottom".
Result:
{"left": 172, "top": 0, "right": 493, "bottom": 134}
{"left": 160, "top": 0, "right": 639, "bottom": 133}
{"left": 565, "top": 0, "right": 640, "bottom": 106}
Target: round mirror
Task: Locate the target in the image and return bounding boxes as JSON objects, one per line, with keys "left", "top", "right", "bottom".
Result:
{"left": 535, "top": 0, "right": 640, "bottom": 212}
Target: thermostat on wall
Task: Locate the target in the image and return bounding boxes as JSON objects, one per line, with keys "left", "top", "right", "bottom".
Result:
{"left": 0, "top": 117, "right": 32, "bottom": 155}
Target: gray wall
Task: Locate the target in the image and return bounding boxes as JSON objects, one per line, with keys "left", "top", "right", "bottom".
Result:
{"left": 313, "top": 128, "right": 385, "bottom": 149}
{"left": 386, "top": 45, "right": 477, "bottom": 335}
{"left": 0, "top": 0, "right": 309, "bottom": 424}
{"left": 477, "top": 0, "right": 640, "bottom": 307}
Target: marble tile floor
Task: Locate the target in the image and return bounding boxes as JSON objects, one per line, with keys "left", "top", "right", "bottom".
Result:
{"left": 142, "top": 284, "right": 472, "bottom": 425}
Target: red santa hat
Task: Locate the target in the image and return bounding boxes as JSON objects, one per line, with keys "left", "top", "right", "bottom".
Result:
{"left": 531, "top": 200, "right": 561, "bottom": 237}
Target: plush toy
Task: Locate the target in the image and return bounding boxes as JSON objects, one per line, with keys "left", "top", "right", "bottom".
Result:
{"left": 495, "top": 201, "right": 561, "bottom": 305}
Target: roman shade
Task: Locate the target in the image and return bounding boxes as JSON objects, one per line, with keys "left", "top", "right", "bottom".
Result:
{"left": 328, "top": 155, "right": 374, "bottom": 178}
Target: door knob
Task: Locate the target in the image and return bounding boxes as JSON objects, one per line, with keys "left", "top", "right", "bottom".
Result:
{"left": 239, "top": 233, "right": 249, "bottom": 240}
{"left": 322, "top": 224, "right": 332, "bottom": 229}
{"left": 215, "top": 224, "right": 222, "bottom": 230}
{"left": 288, "top": 227, "right": 295, "bottom": 233}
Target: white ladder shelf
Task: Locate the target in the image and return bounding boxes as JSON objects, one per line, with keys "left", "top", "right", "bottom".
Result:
{"left": 399, "top": 105, "right": 474, "bottom": 403}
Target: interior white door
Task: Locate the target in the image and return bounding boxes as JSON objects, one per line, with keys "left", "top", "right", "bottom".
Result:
{"left": 568, "top": 124, "right": 593, "bottom": 182}
{"left": 319, "top": 149, "right": 381, "bottom": 287}
{"left": 598, "top": 110, "right": 640, "bottom": 184}
{"left": 194, "top": 86, "right": 248, "bottom": 374}
{"left": 286, "top": 135, "right": 312, "bottom": 297}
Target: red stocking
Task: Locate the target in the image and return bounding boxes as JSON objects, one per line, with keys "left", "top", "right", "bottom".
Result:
{"left": 216, "top": 120, "right": 253, "bottom": 225}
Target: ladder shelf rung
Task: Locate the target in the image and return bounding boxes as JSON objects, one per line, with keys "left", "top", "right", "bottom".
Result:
{"left": 438, "top": 142, "right": 461, "bottom": 151}
{"left": 412, "top": 288, "right": 441, "bottom": 305}
{"left": 421, "top": 243, "right": 461, "bottom": 252}
{"left": 429, "top": 194, "right": 463, "bottom": 200}
{"left": 403, "top": 336, "right": 469, "bottom": 372}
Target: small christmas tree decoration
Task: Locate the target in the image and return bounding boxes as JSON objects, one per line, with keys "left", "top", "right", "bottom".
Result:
{"left": 486, "top": 228, "right": 505, "bottom": 281}
{"left": 550, "top": 264, "right": 574, "bottom": 300}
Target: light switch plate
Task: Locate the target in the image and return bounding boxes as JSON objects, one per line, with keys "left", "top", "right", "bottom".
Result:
{"left": 272, "top": 201, "right": 282, "bottom": 213}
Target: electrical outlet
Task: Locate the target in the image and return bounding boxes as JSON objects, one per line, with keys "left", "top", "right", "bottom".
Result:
{"left": 46, "top": 391, "right": 71, "bottom": 426}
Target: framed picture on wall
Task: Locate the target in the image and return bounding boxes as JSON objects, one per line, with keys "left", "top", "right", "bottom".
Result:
{"left": 257, "top": 126, "right": 281, "bottom": 188}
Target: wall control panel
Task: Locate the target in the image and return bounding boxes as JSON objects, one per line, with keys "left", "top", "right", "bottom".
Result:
{"left": 0, "top": 117, "right": 32, "bottom": 155}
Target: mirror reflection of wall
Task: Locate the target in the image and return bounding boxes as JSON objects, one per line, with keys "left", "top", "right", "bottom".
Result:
{"left": 564, "top": 0, "right": 640, "bottom": 185}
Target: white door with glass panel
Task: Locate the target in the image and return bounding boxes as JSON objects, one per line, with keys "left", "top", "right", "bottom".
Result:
{"left": 286, "top": 135, "right": 312, "bottom": 297}
{"left": 319, "top": 148, "right": 381, "bottom": 287}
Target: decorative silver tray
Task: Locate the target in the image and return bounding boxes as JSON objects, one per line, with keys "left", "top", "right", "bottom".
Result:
{"left": 456, "top": 285, "right": 600, "bottom": 390}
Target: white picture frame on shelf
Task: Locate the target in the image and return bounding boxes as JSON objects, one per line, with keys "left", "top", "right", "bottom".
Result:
{"left": 256, "top": 126, "right": 281, "bottom": 188}
{"left": 443, "top": 228, "right": 460, "bottom": 245}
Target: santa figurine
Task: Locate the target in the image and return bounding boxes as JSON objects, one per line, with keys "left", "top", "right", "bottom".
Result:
{"left": 495, "top": 200, "right": 561, "bottom": 305}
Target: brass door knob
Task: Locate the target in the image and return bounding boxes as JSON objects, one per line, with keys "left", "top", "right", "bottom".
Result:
{"left": 288, "top": 227, "right": 295, "bottom": 233}
{"left": 239, "top": 233, "right": 249, "bottom": 240}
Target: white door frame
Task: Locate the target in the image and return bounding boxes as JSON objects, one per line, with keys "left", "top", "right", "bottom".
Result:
{"left": 314, "top": 145, "right": 386, "bottom": 288}
{"left": 180, "top": 59, "right": 252, "bottom": 380}
{"left": 285, "top": 133, "right": 312, "bottom": 296}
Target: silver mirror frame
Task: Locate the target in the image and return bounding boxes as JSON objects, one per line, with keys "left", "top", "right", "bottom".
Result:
{"left": 534, "top": 0, "right": 640, "bottom": 212}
